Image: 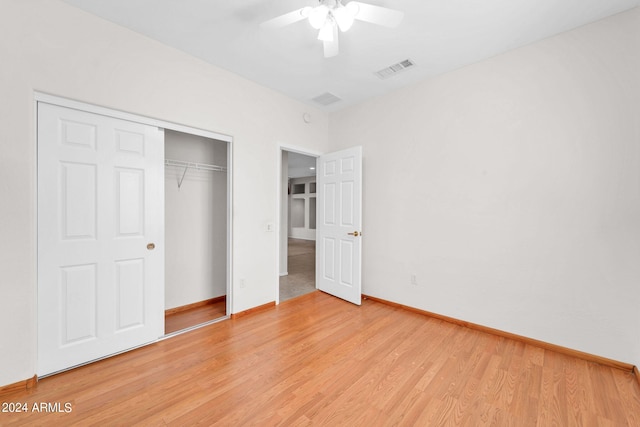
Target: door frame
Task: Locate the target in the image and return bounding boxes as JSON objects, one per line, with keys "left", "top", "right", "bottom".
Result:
{"left": 34, "top": 92, "right": 234, "bottom": 349}
{"left": 276, "top": 145, "right": 322, "bottom": 304}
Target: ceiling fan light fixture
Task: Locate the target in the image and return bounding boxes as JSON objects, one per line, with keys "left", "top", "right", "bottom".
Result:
{"left": 333, "top": 4, "right": 356, "bottom": 32}
{"left": 309, "top": 5, "right": 329, "bottom": 29}
{"left": 317, "top": 19, "right": 335, "bottom": 41}
{"left": 261, "top": 0, "right": 403, "bottom": 58}
{"left": 345, "top": 1, "right": 359, "bottom": 15}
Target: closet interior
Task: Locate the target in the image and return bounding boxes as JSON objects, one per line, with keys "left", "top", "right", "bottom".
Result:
{"left": 164, "top": 130, "right": 228, "bottom": 334}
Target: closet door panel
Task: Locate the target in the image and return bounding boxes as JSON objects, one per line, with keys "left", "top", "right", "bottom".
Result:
{"left": 38, "top": 102, "right": 164, "bottom": 376}
{"left": 115, "top": 167, "right": 145, "bottom": 237}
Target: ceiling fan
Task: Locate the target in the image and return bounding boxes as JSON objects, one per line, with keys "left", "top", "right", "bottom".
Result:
{"left": 261, "top": 0, "right": 404, "bottom": 58}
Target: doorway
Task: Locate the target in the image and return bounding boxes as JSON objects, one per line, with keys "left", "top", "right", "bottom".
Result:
{"left": 279, "top": 150, "right": 318, "bottom": 302}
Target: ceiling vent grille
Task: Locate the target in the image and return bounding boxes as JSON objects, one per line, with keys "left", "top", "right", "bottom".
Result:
{"left": 374, "top": 59, "right": 415, "bottom": 80}
{"left": 312, "top": 92, "right": 342, "bottom": 106}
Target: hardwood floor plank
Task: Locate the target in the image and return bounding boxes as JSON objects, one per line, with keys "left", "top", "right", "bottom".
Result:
{"left": 2, "top": 291, "right": 639, "bottom": 426}
{"left": 164, "top": 298, "right": 226, "bottom": 334}
{"left": 612, "top": 369, "right": 640, "bottom": 426}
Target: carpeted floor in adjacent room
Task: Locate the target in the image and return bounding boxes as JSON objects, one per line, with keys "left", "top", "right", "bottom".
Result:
{"left": 279, "top": 238, "right": 316, "bottom": 301}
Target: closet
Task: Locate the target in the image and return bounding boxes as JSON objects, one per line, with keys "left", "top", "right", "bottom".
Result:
{"left": 36, "top": 95, "right": 232, "bottom": 376}
{"left": 164, "top": 130, "right": 228, "bottom": 334}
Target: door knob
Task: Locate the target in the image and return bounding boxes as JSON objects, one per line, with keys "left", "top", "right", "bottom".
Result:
{"left": 147, "top": 243, "right": 156, "bottom": 250}
{"left": 347, "top": 231, "right": 360, "bottom": 237}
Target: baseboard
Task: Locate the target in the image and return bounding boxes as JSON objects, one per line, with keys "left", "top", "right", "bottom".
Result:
{"left": 363, "top": 294, "right": 634, "bottom": 373}
{"left": 0, "top": 375, "right": 37, "bottom": 397}
{"left": 231, "top": 301, "right": 275, "bottom": 319}
{"left": 165, "top": 296, "right": 226, "bottom": 316}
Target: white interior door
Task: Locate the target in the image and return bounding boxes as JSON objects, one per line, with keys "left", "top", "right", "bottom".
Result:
{"left": 37, "top": 102, "right": 164, "bottom": 376}
{"left": 316, "top": 146, "right": 362, "bottom": 305}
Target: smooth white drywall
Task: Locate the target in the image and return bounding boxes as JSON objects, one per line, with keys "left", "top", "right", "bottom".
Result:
{"left": 165, "top": 130, "right": 227, "bottom": 310}
{"left": 0, "top": 0, "right": 328, "bottom": 387}
{"left": 329, "top": 8, "right": 640, "bottom": 366}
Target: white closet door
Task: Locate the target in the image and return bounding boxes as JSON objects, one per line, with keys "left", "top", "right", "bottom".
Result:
{"left": 37, "top": 103, "right": 164, "bottom": 376}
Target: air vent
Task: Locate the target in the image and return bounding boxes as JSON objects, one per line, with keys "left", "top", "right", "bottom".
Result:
{"left": 374, "top": 59, "right": 415, "bottom": 80}
{"left": 312, "top": 92, "right": 342, "bottom": 106}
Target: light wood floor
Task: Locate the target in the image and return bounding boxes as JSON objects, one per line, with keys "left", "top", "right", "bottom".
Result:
{"left": 164, "top": 300, "right": 227, "bottom": 335}
{"left": 3, "top": 291, "right": 640, "bottom": 426}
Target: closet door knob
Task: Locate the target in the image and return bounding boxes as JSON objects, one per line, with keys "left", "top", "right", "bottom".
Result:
{"left": 147, "top": 243, "right": 156, "bottom": 250}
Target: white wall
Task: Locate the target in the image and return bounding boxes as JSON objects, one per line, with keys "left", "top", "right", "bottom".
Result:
{"left": 0, "top": 0, "right": 328, "bottom": 387}
{"left": 329, "top": 8, "right": 640, "bottom": 366}
{"left": 165, "top": 130, "right": 227, "bottom": 309}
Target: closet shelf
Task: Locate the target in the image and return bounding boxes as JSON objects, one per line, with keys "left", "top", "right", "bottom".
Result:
{"left": 165, "top": 158, "right": 227, "bottom": 172}
{"left": 165, "top": 158, "right": 227, "bottom": 189}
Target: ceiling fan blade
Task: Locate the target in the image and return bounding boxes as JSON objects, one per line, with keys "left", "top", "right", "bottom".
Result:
{"left": 323, "top": 25, "right": 339, "bottom": 58}
{"left": 348, "top": 1, "right": 404, "bottom": 28}
{"left": 260, "top": 7, "right": 311, "bottom": 30}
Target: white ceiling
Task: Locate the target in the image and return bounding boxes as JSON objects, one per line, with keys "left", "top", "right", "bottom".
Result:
{"left": 287, "top": 152, "right": 317, "bottom": 178}
{"left": 61, "top": 0, "right": 639, "bottom": 112}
